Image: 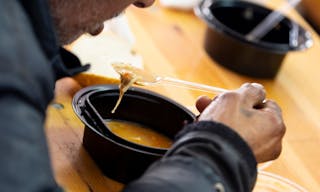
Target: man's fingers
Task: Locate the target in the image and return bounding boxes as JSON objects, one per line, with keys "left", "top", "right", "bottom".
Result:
{"left": 261, "top": 99, "right": 283, "bottom": 117}
{"left": 195, "top": 95, "right": 212, "bottom": 113}
{"left": 238, "top": 83, "right": 266, "bottom": 108}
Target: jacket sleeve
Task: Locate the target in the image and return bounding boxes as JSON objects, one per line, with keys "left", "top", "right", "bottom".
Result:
{"left": 0, "top": 1, "right": 62, "bottom": 192}
{"left": 123, "top": 121, "right": 257, "bottom": 192}
{"left": 51, "top": 47, "right": 90, "bottom": 80}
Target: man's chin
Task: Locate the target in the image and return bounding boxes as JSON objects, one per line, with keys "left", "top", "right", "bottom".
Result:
{"left": 60, "top": 27, "right": 104, "bottom": 46}
{"left": 59, "top": 33, "right": 83, "bottom": 46}
{"left": 88, "top": 24, "right": 104, "bottom": 36}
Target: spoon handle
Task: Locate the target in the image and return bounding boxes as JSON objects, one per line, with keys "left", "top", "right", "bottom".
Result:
{"left": 246, "top": 0, "right": 301, "bottom": 41}
{"left": 159, "top": 77, "right": 228, "bottom": 94}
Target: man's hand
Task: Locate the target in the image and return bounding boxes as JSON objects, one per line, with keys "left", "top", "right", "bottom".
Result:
{"left": 196, "top": 83, "right": 286, "bottom": 163}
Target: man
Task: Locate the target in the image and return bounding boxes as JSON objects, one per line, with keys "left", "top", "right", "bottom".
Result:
{"left": 0, "top": 0, "right": 285, "bottom": 191}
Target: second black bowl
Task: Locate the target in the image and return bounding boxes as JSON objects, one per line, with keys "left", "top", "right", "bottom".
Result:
{"left": 195, "top": 0, "right": 313, "bottom": 78}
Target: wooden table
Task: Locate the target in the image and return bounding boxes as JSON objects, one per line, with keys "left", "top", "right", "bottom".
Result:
{"left": 46, "top": 1, "right": 320, "bottom": 191}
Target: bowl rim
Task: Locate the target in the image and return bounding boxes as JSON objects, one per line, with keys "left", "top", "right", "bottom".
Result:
{"left": 194, "top": 0, "right": 313, "bottom": 53}
{"left": 72, "top": 84, "right": 196, "bottom": 156}
{"left": 255, "top": 171, "right": 308, "bottom": 192}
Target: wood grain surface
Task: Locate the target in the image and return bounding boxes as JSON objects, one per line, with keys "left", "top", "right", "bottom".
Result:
{"left": 46, "top": 1, "right": 320, "bottom": 191}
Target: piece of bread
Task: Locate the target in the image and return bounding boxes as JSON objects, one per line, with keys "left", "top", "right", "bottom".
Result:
{"left": 70, "top": 30, "right": 143, "bottom": 87}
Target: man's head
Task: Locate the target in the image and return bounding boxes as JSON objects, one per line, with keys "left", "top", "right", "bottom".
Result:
{"left": 48, "top": 0, "right": 155, "bottom": 45}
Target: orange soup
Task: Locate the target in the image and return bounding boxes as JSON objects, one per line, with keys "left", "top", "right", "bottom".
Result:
{"left": 105, "top": 120, "right": 172, "bottom": 149}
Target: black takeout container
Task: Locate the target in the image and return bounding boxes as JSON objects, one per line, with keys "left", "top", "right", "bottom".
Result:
{"left": 72, "top": 85, "right": 196, "bottom": 183}
{"left": 195, "top": 0, "right": 313, "bottom": 78}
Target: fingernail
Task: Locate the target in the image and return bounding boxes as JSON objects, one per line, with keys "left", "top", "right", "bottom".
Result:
{"left": 251, "top": 83, "right": 264, "bottom": 89}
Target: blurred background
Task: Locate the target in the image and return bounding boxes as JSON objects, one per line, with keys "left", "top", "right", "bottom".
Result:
{"left": 160, "top": 0, "right": 320, "bottom": 35}
{"left": 298, "top": 0, "right": 320, "bottom": 34}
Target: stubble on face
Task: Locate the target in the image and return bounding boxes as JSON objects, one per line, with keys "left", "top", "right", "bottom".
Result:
{"left": 48, "top": 0, "right": 131, "bottom": 45}
{"left": 49, "top": 0, "right": 83, "bottom": 44}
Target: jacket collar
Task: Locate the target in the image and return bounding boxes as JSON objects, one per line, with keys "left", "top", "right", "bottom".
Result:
{"left": 18, "top": 0, "right": 89, "bottom": 80}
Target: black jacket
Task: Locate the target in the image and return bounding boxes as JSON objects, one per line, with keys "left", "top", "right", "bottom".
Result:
{"left": 0, "top": 0, "right": 257, "bottom": 191}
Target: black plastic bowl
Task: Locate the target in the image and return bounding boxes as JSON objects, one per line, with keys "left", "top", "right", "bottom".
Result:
{"left": 72, "top": 85, "right": 195, "bottom": 183}
{"left": 195, "top": 0, "right": 313, "bottom": 78}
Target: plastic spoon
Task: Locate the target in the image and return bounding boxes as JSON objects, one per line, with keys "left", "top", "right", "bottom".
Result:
{"left": 246, "top": 0, "right": 301, "bottom": 41}
{"left": 112, "top": 63, "right": 228, "bottom": 94}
